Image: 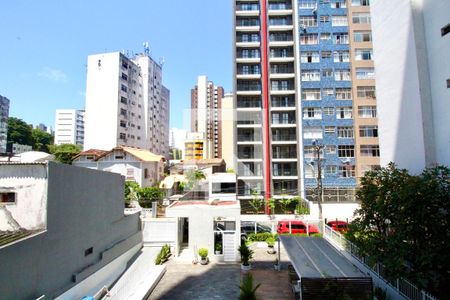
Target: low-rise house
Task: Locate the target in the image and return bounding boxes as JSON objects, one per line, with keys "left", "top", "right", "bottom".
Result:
{"left": 0, "top": 162, "right": 142, "bottom": 299}
{"left": 73, "top": 146, "right": 165, "bottom": 187}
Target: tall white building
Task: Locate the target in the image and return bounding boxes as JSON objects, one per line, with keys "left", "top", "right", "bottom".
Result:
{"left": 84, "top": 52, "right": 170, "bottom": 157}
{"left": 54, "top": 109, "right": 85, "bottom": 145}
{"left": 371, "top": 0, "right": 450, "bottom": 172}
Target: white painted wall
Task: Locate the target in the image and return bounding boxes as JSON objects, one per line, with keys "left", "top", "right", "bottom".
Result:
{"left": 421, "top": 0, "right": 450, "bottom": 167}
{"left": 84, "top": 53, "right": 121, "bottom": 150}
{"left": 0, "top": 164, "right": 47, "bottom": 231}
{"left": 165, "top": 203, "right": 241, "bottom": 262}
{"left": 371, "top": 0, "right": 428, "bottom": 173}
{"left": 55, "top": 109, "right": 84, "bottom": 145}
{"left": 221, "top": 94, "right": 236, "bottom": 169}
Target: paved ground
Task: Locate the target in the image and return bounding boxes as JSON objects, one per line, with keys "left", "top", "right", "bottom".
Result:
{"left": 148, "top": 242, "right": 295, "bottom": 300}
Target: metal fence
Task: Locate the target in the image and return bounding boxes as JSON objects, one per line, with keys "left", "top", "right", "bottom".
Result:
{"left": 323, "top": 226, "right": 437, "bottom": 300}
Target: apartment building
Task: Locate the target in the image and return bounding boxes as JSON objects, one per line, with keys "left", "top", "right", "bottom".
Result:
{"left": 233, "top": 0, "right": 383, "bottom": 211}
{"left": 0, "top": 95, "right": 9, "bottom": 154}
{"left": 184, "top": 132, "right": 211, "bottom": 160}
{"left": 191, "top": 76, "right": 224, "bottom": 159}
{"left": 54, "top": 109, "right": 85, "bottom": 145}
{"left": 221, "top": 93, "right": 236, "bottom": 169}
{"left": 234, "top": 0, "right": 301, "bottom": 204}
{"left": 371, "top": 0, "right": 450, "bottom": 172}
{"left": 84, "top": 52, "right": 170, "bottom": 157}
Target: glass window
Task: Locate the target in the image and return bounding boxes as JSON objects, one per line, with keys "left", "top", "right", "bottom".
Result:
{"left": 336, "top": 88, "right": 352, "bottom": 100}
{"left": 355, "top": 49, "right": 373, "bottom": 60}
{"left": 338, "top": 145, "right": 355, "bottom": 158}
{"left": 302, "top": 88, "right": 321, "bottom": 100}
{"left": 360, "top": 145, "right": 380, "bottom": 156}
{"left": 303, "top": 127, "right": 323, "bottom": 139}
{"left": 331, "top": 15, "right": 348, "bottom": 26}
{"left": 357, "top": 86, "right": 376, "bottom": 98}
{"left": 356, "top": 68, "right": 375, "bottom": 79}
{"left": 359, "top": 126, "right": 378, "bottom": 137}
{"left": 338, "top": 126, "right": 354, "bottom": 138}
{"left": 354, "top": 31, "right": 372, "bottom": 42}
{"left": 336, "top": 107, "right": 353, "bottom": 119}
{"left": 353, "top": 12, "right": 371, "bottom": 24}
{"left": 358, "top": 106, "right": 377, "bottom": 118}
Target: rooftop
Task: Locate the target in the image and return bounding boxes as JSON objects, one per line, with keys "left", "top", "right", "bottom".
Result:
{"left": 0, "top": 230, "right": 41, "bottom": 248}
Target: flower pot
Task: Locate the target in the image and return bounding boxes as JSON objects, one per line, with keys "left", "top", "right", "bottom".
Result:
{"left": 215, "top": 251, "right": 221, "bottom": 255}
{"left": 200, "top": 257, "right": 208, "bottom": 265}
{"left": 267, "top": 246, "right": 276, "bottom": 254}
{"left": 241, "top": 264, "right": 252, "bottom": 272}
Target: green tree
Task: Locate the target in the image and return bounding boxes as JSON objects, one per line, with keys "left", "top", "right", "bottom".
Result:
{"left": 249, "top": 190, "right": 263, "bottom": 214}
{"left": 138, "top": 186, "right": 165, "bottom": 208}
{"left": 347, "top": 163, "right": 450, "bottom": 298}
{"left": 183, "top": 169, "right": 206, "bottom": 190}
{"left": 7, "top": 117, "right": 33, "bottom": 148}
{"left": 31, "top": 128, "right": 53, "bottom": 152}
{"left": 124, "top": 181, "right": 140, "bottom": 207}
{"left": 48, "top": 143, "right": 81, "bottom": 164}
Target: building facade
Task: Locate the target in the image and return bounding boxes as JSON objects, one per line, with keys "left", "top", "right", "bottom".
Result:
{"left": 233, "top": 0, "right": 381, "bottom": 211}
{"left": 54, "top": 109, "right": 85, "bottom": 146}
{"left": 371, "top": 0, "right": 450, "bottom": 172}
{"left": 220, "top": 93, "right": 236, "bottom": 169}
{"left": 184, "top": 132, "right": 211, "bottom": 160}
{"left": 84, "top": 52, "right": 170, "bottom": 157}
{"left": 0, "top": 95, "right": 9, "bottom": 154}
{"left": 191, "top": 75, "right": 224, "bottom": 159}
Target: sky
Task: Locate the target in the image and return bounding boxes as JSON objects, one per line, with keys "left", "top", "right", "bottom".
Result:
{"left": 0, "top": 0, "right": 232, "bottom": 130}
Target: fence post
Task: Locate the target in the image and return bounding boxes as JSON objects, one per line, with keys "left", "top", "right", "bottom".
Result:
{"left": 289, "top": 220, "right": 292, "bottom": 234}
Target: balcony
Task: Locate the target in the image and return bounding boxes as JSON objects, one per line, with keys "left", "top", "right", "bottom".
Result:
{"left": 236, "top": 4, "right": 260, "bottom": 16}
{"left": 268, "top": 3, "right": 293, "bottom": 16}
{"left": 273, "top": 162, "right": 298, "bottom": 177}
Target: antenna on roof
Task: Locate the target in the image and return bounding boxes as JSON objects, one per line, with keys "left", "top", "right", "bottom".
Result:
{"left": 143, "top": 41, "right": 150, "bottom": 56}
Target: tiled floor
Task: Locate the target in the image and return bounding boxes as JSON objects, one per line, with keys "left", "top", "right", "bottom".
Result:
{"left": 148, "top": 242, "right": 295, "bottom": 300}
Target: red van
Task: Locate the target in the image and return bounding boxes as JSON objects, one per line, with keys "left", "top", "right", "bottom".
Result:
{"left": 277, "top": 220, "right": 319, "bottom": 235}
{"left": 327, "top": 220, "right": 348, "bottom": 233}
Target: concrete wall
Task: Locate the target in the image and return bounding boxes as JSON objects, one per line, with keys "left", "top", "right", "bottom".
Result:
{"left": 0, "top": 162, "right": 142, "bottom": 299}
{"left": 0, "top": 164, "right": 47, "bottom": 231}
{"left": 372, "top": 0, "right": 449, "bottom": 172}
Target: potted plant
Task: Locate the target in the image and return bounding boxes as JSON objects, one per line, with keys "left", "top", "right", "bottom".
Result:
{"left": 266, "top": 237, "right": 276, "bottom": 254}
{"left": 215, "top": 243, "right": 222, "bottom": 255}
{"left": 238, "top": 243, "right": 254, "bottom": 271}
{"left": 198, "top": 248, "right": 209, "bottom": 265}
{"left": 239, "top": 274, "right": 261, "bottom": 300}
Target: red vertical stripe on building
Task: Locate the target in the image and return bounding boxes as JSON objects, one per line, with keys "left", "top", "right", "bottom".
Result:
{"left": 261, "top": 0, "right": 271, "bottom": 214}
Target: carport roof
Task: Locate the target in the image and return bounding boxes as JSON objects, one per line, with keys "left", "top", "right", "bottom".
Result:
{"left": 280, "top": 236, "right": 368, "bottom": 279}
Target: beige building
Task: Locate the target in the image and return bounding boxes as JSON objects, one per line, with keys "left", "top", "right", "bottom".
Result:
{"left": 220, "top": 93, "right": 235, "bottom": 169}
{"left": 347, "top": 1, "right": 380, "bottom": 180}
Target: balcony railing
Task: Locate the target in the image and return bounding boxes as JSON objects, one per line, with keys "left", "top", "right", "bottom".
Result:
{"left": 272, "top": 134, "right": 296, "bottom": 141}
{"left": 268, "top": 3, "right": 292, "bottom": 10}
{"left": 237, "top": 84, "right": 262, "bottom": 91}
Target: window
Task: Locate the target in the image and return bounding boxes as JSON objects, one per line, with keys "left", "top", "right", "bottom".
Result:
{"left": 120, "top": 108, "right": 127, "bottom": 116}
{"left": 359, "top": 126, "right": 378, "bottom": 137}
{"left": 357, "top": 86, "right": 376, "bottom": 98}
{"left": 334, "top": 33, "right": 349, "bottom": 44}
{"left": 301, "top": 70, "right": 321, "bottom": 81}
{"left": 336, "top": 107, "right": 353, "bottom": 119}
{"left": 338, "top": 145, "right": 355, "bottom": 158}
{"left": 301, "top": 52, "right": 320, "bottom": 63}
{"left": 299, "top": 0, "right": 316, "bottom": 9}
{"left": 323, "top": 107, "right": 334, "bottom": 115}
{"left": 144, "top": 168, "right": 149, "bottom": 178}
{"left": 358, "top": 106, "right": 377, "bottom": 118}
{"left": 352, "top": 0, "right": 370, "bottom": 6}
{"left": 442, "top": 24, "right": 450, "bottom": 36}
{"left": 356, "top": 68, "right": 375, "bottom": 79}
{"left": 447, "top": 79, "right": 450, "bottom": 88}
{"left": 320, "top": 32, "right": 331, "bottom": 40}
{"left": 1, "top": 192, "right": 15, "bottom": 203}
{"left": 120, "top": 120, "right": 127, "bottom": 128}
{"left": 325, "top": 126, "right": 335, "bottom": 134}
{"left": 320, "top": 16, "right": 330, "bottom": 23}
{"left": 322, "top": 68, "right": 333, "bottom": 78}
{"left": 335, "top": 69, "right": 351, "bottom": 81}
{"left": 321, "top": 51, "right": 332, "bottom": 59}
{"left": 339, "top": 165, "right": 355, "bottom": 177}
{"left": 360, "top": 145, "right": 380, "bottom": 157}
{"left": 361, "top": 165, "right": 380, "bottom": 173}
{"left": 353, "top": 12, "right": 371, "bottom": 24}
{"left": 121, "top": 84, "right": 127, "bottom": 92}
{"left": 325, "top": 145, "right": 336, "bottom": 154}
{"left": 323, "top": 88, "right": 334, "bottom": 97}
{"left": 303, "top": 107, "right": 322, "bottom": 119}
{"left": 121, "top": 73, "right": 128, "bottom": 81}
{"left": 331, "top": 1, "right": 346, "bottom": 8}
{"left": 303, "top": 127, "right": 323, "bottom": 139}
{"left": 355, "top": 49, "right": 373, "bottom": 60}
{"left": 325, "top": 165, "right": 337, "bottom": 174}
{"left": 119, "top": 133, "right": 126, "bottom": 140}
{"left": 333, "top": 51, "right": 350, "bottom": 62}
{"left": 354, "top": 31, "right": 372, "bottom": 42}
{"left": 84, "top": 247, "right": 93, "bottom": 256}
{"left": 300, "top": 34, "right": 319, "bottom": 45}
{"left": 120, "top": 96, "right": 127, "bottom": 104}
{"left": 299, "top": 16, "right": 317, "bottom": 27}
{"left": 338, "top": 126, "right": 354, "bottom": 138}
{"left": 336, "top": 88, "right": 352, "bottom": 100}
{"left": 332, "top": 15, "right": 348, "bottom": 26}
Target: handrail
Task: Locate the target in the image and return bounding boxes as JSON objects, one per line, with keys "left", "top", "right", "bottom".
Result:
{"left": 323, "top": 225, "right": 437, "bottom": 300}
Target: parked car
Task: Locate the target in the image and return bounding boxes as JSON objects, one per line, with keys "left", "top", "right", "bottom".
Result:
{"left": 327, "top": 220, "right": 348, "bottom": 233}
{"left": 241, "top": 222, "right": 272, "bottom": 239}
{"left": 277, "top": 220, "right": 319, "bottom": 235}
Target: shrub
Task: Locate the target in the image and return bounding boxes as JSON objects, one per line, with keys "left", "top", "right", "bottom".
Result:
{"left": 238, "top": 243, "right": 254, "bottom": 266}
{"left": 266, "top": 237, "right": 275, "bottom": 247}
{"left": 239, "top": 274, "right": 261, "bottom": 300}
{"left": 247, "top": 232, "right": 276, "bottom": 242}
{"left": 154, "top": 244, "right": 171, "bottom": 265}
{"left": 198, "top": 248, "right": 208, "bottom": 259}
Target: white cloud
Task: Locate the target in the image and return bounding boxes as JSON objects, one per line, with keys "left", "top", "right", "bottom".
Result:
{"left": 37, "top": 67, "right": 68, "bottom": 82}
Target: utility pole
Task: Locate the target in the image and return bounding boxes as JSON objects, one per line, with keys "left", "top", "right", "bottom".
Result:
{"left": 313, "top": 140, "right": 324, "bottom": 221}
